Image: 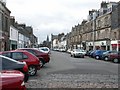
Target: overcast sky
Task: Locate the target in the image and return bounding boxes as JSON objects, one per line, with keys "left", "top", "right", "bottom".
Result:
{"left": 6, "top": 0, "right": 119, "bottom": 43}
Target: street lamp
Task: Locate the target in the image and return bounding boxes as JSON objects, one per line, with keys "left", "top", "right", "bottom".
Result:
{"left": 92, "top": 12, "right": 97, "bottom": 50}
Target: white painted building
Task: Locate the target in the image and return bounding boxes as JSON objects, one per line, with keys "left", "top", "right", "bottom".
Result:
{"left": 59, "top": 36, "right": 67, "bottom": 51}
{"left": 52, "top": 39, "right": 59, "bottom": 50}
{"left": 18, "top": 33, "right": 24, "bottom": 48}
{"left": 10, "top": 25, "right": 18, "bottom": 50}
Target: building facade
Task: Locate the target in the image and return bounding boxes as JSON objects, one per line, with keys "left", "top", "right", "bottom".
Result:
{"left": 66, "top": 1, "right": 120, "bottom": 52}
{"left": 0, "top": 1, "right": 11, "bottom": 51}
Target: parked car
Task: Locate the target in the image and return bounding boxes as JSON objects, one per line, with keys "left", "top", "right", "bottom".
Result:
{"left": 1, "top": 70, "right": 26, "bottom": 90}
{"left": 108, "top": 51, "right": 120, "bottom": 63}
{"left": 0, "top": 55, "right": 29, "bottom": 82}
{"left": 79, "top": 49, "right": 87, "bottom": 55}
{"left": 67, "top": 49, "right": 72, "bottom": 54}
{"left": 70, "top": 49, "right": 84, "bottom": 58}
{"left": 93, "top": 50, "right": 107, "bottom": 59}
{"left": 18, "top": 48, "right": 50, "bottom": 67}
{"left": 0, "top": 50, "right": 41, "bottom": 76}
{"left": 39, "top": 47, "right": 50, "bottom": 54}
{"left": 101, "top": 50, "right": 118, "bottom": 61}
{"left": 89, "top": 50, "right": 96, "bottom": 57}
{"left": 86, "top": 50, "right": 93, "bottom": 56}
{"left": 59, "top": 48, "right": 66, "bottom": 52}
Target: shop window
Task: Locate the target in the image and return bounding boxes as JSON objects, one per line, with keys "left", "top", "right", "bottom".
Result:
{"left": 112, "top": 44, "right": 117, "bottom": 51}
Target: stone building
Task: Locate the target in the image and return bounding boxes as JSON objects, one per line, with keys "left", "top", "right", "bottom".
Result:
{"left": 17, "top": 24, "right": 37, "bottom": 48}
{"left": 67, "top": 1, "right": 120, "bottom": 51}
{"left": 51, "top": 34, "right": 59, "bottom": 50}
{"left": 110, "top": 1, "right": 120, "bottom": 51}
{"left": 0, "top": 1, "right": 11, "bottom": 51}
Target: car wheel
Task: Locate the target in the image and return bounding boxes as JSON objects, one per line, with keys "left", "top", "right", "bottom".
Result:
{"left": 104, "top": 57, "right": 109, "bottom": 61}
{"left": 73, "top": 54, "right": 75, "bottom": 58}
{"left": 113, "top": 58, "right": 119, "bottom": 63}
{"left": 28, "top": 66, "right": 37, "bottom": 76}
{"left": 39, "top": 58, "right": 45, "bottom": 68}
{"left": 95, "top": 56, "right": 99, "bottom": 60}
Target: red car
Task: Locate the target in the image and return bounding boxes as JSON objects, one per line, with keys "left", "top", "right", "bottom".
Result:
{"left": 1, "top": 55, "right": 29, "bottom": 82}
{"left": 108, "top": 51, "right": 120, "bottom": 63}
{"left": 1, "top": 70, "right": 26, "bottom": 90}
{"left": 0, "top": 50, "right": 41, "bottom": 76}
{"left": 18, "top": 48, "right": 50, "bottom": 67}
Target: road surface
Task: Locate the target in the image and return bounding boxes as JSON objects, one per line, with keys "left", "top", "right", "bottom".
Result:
{"left": 26, "top": 51, "right": 118, "bottom": 88}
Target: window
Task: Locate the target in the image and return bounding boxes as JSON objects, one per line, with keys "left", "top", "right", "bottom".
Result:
{"left": 25, "top": 49, "right": 36, "bottom": 55}
{"left": 12, "top": 52, "right": 23, "bottom": 60}
{"left": 98, "top": 20, "right": 101, "bottom": 28}
{"left": 0, "top": 13, "right": 2, "bottom": 30}
{"left": 5, "top": 17, "right": 8, "bottom": 31}
{"left": 97, "top": 30, "right": 100, "bottom": 39}
{"left": 105, "top": 16, "right": 108, "bottom": 26}
{"left": 23, "top": 54, "right": 28, "bottom": 59}
{"left": 2, "top": 52, "right": 11, "bottom": 58}
{"left": 11, "top": 29, "right": 13, "bottom": 36}
{"left": 2, "top": 57, "right": 16, "bottom": 70}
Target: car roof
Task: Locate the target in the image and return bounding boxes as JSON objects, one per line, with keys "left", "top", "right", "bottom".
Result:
{"left": 18, "top": 48, "right": 43, "bottom": 53}
{"left": 0, "top": 50, "right": 28, "bottom": 53}
{"left": 18, "top": 48, "right": 38, "bottom": 50}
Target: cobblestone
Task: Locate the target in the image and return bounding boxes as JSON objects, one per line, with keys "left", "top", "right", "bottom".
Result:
{"left": 26, "top": 74, "right": 118, "bottom": 88}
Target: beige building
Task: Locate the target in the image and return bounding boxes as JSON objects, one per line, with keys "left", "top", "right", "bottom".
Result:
{"left": 67, "top": 1, "right": 120, "bottom": 51}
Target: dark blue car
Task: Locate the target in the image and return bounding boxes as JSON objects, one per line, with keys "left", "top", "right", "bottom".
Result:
{"left": 89, "top": 50, "right": 96, "bottom": 57}
{"left": 93, "top": 50, "right": 107, "bottom": 59}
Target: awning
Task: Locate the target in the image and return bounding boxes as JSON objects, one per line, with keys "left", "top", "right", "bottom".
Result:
{"left": 112, "top": 44, "right": 120, "bottom": 47}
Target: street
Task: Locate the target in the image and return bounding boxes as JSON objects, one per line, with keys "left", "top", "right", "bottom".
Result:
{"left": 26, "top": 51, "right": 118, "bottom": 88}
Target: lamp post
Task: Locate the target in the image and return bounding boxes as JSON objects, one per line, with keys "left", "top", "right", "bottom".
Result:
{"left": 92, "top": 12, "right": 97, "bottom": 50}
{"left": 93, "top": 19, "right": 95, "bottom": 50}
{"left": 80, "top": 33, "right": 82, "bottom": 49}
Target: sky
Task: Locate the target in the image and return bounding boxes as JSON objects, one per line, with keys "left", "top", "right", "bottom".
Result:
{"left": 6, "top": 0, "right": 119, "bottom": 43}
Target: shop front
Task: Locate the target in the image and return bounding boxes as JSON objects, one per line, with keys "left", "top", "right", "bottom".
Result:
{"left": 94, "top": 40, "right": 110, "bottom": 50}
{"left": 10, "top": 40, "right": 17, "bottom": 50}
{"left": 0, "top": 31, "right": 9, "bottom": 51}
{"left": 111, "top": 40, "right": 120, "bottom": 51}
{"left": 86, "top": 42, "right": 93, "bottom": 50}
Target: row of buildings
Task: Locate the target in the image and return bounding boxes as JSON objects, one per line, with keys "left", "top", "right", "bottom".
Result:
{"left": 0, "top": 1, "right": 38, "bottom": 51}
{"left": 51, "top": 1, "right": 120, "bottom": 52}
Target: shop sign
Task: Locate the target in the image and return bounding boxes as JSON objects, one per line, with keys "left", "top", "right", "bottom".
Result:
{"left": 95, "top": 42, "right": 100, "bottom": 46}
{"left": 111, "top": 40, "right": 118, "bottom": 44}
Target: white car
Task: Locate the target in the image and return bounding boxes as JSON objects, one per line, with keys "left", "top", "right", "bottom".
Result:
{"left": 79, "top": 49, "right": 86, "bottom": 55}
{"left": 67, "top": 49, "right": 72, "bottom": 54}
{"left": 70, "top": 49, "right": 85, "bottom": 58}
{"left": 39, "top": 47, "right": 50, "bottom": 54}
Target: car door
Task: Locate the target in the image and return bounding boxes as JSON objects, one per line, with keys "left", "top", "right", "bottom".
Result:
{"left": 11, "top": 52, "right": 28, "bottom": 64}
{"left": 2, "top": 57, "right": 23, "bottom": 70}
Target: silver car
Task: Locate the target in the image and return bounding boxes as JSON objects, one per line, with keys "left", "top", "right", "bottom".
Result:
{"left": 70, "top": 49, "right": 85, "bottom": 58}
